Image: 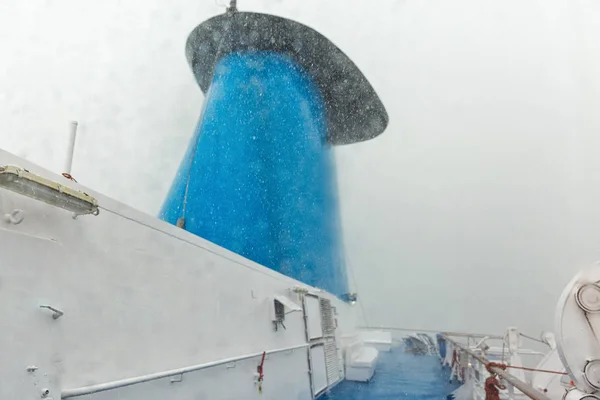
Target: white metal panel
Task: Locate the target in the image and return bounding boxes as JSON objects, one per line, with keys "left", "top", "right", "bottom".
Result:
{"left": 0, "top": 229, "right": 64, "bottom": 400}
{"left": 310, "top": 345, "right": 328, "bottom": 396}
{"left": 0, "top": 149, "right": 355, "bottom": 399}
{"left": 306, "top": 295, "right": 323, "bottom": 340}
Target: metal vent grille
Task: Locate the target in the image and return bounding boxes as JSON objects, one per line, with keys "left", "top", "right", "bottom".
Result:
{"left": 324, "top": 339, "right": 341, "bottom": 385}
{"left": 319, "top": 298, "right": 335, "bottom": 337}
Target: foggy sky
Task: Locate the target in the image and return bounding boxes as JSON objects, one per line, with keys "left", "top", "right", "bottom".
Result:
{"left": 1, "top": 0, "right": 600, "bottom": 337}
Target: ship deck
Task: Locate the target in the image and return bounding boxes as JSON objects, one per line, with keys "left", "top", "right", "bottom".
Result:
{"left": 324, "top": 345, "right": 458, "bottom": 400}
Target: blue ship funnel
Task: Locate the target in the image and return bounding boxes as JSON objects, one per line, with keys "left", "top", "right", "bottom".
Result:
{"left": 160, "top": 11, "right": 388, "bottom": 299}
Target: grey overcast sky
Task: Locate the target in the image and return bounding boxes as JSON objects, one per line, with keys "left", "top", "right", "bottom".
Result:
{"left": 1, "top": 0, "right": 600, "bottom": 336}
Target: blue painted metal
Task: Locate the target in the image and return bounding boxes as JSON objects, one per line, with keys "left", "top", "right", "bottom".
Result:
{"left": 437, "top": 334, "right": 447, "bottom": 359}
{"left": 322, "top": 347, "right": 459, "bottom": 400}
{"left": 160, "top": 51, "right": 348, "bottom": 296}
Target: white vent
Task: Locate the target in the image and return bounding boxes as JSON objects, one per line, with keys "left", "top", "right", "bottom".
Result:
{"left": 324, "top": 339, "right": 341, "bottom": 385}
{"left": 319, "top": 298, "right": 335, "bottom": 337}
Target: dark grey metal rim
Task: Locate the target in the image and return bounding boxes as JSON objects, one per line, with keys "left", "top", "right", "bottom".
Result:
{"left": 185, "top": 11, "right": 389, "bottom": 146}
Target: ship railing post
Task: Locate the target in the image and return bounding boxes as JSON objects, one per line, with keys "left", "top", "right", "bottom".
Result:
{"left": 65, "top": 121, "right": 78, "bottom": 175}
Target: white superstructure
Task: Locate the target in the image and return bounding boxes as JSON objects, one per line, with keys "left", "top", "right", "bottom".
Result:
{"left": 0, "top": 148, "right": 379, "bottom": 399}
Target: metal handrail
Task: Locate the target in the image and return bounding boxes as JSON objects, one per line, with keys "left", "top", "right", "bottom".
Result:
{"left": 443, "top": 335, "right": 552, "bottom": 400}
{"left": 358, "top": 325, "right": 503, "bottom": 339}
{"left": 62, "top": 343, "right": 309, "bottom": 398}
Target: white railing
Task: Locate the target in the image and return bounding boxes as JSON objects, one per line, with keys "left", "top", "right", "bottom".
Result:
{"left": 61, "top": 343, "right": 309, "bottom": 398}
{"left": 358, "top": 325, "right": 503, "bottom": 339}
{"left": 443, "top": 335, "right": 553, "bottom": 400}
{"left": 359, "top": 325, "right": 556, "bottom": 399}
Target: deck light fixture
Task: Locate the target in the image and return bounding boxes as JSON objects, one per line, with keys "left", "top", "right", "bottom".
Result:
{"left": 0, "top": 165, "right": 99, "bottom": 217}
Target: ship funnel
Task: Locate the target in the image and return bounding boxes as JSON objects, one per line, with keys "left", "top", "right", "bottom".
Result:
{"left": 160, "top": 11, "right": 388, "bottom": 298}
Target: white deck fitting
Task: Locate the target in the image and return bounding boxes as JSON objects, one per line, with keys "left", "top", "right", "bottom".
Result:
{"left": 344, "top": 336, "right": 379, "bottom": 382}
{"left": 360, "top": 330, "right": 392, "bottom": 352}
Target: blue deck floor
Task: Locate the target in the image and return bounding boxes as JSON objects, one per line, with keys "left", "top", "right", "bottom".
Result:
{"left": 324, "top": 346, "right": 459, "bottom": 400}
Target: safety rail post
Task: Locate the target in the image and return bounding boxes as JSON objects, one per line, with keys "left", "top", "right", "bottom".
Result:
{"left": 442, "top": 334, "right": 553, "bottom": 400}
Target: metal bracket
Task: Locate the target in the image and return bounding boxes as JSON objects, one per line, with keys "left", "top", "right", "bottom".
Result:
{"left": 226, "top": 361, "right": 236, "bottom": 369}
{"left": 4, "top": 209, "right": 24, "bottom": 225}
{"left": 39, "top": 305, "right": 64, "bottom": 320}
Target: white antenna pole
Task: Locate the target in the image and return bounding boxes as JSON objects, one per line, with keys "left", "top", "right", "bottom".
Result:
{"left": 65, "top": 121, "right": 78, "bottom": 174}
